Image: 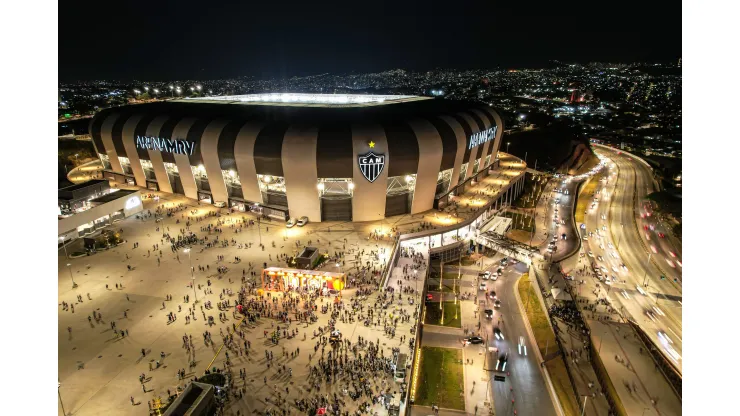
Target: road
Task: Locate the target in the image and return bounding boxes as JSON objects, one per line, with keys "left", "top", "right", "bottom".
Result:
{"left": 478, "top": 260, "right": 557, "bottom": 416}
{"left": 534, "top": 177, "right": 581, "bottom": 261}
{"left": 580, "top": 148, "right": 683, "bottom": 372}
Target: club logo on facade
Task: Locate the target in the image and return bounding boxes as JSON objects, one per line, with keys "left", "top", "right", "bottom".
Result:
{"left": 358, "top": 151, "right": 385, "bottom": 183}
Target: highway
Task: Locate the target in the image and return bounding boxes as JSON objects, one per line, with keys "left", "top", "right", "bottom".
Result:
{"left": 478, "top": 260, "right": 557, "bottom": 416}
{"left": 581, "top": 148, "right": 683, "bottom": 372}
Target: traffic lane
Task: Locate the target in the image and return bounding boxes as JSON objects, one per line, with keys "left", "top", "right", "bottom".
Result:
{"left": 489, "top": 264, "right": 557, "bottom": 416}
{"left": 582, "top": 194, "right": 683, "bottom": 369}
{"left": 611, "top": 154, "right": 681, "bottom": 285}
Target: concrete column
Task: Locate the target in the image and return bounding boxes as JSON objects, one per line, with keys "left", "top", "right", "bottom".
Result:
{"left": 352, "top": 124, "right": 389, "bottom": 222}
{"left": 171, "top": 118, "right": 199, "bottom": 200}
{"left": 408, "top": 118, "right": 443, "bottom": 214}
{"left": 100, "top": 113, "right": 124, "bottom": 173}
{"left": 145, "top": 116, "right": 172, "bottom": 193}
{"left": 200, "top": 120, "right": 231, "bottom": 204}
{"left": 120, "top": 114, "right": 147, "bottom": 187}
{"left": 438, "top": 116, "right": 467, "bottom": 191}
{"left": 234, "top": 122, "right": 266, "bottom": 204}
{"left": 282, "top": 125, "right": 321, "bottom": 222}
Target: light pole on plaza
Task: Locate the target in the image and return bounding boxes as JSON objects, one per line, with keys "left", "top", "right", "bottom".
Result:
{"left": 506, "top": 142, "right": 511, "bottom": 154}
{"left": 59, "top": 236, "right": 77, "bottom": 288}
{"left": 58, "top": 382, "right": 67, "bottom": 416}
{"left": 184, "top": 247, "right": 198, "bottom": 304}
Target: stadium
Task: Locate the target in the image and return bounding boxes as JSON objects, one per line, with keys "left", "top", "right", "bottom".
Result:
{"left": 90, "top": 94, "right": 505, "bottom": 222}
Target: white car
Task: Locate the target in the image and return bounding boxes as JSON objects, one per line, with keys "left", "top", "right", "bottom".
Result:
{"left": 213, "top": 201, "right": 227, "bottom": 208}
{"left": 286, "top": 218, "right": 297, "bottom": 228}
{"left": 636, "top": 285, "right": 647, "bottom": 296}
{"left": 518, "top": 336, "right": 527, "bottom": 356}
{"left": 588, "top": 251, "right": 594, "bottom": 258}
{"left": 607, "top": 242, "right": 614, "bottom": 249}
{"left": 479, "top": 283, "right": 487, "bottom": 291}
{"left": 297, "top": 216, "right": 309, "bottom": 227}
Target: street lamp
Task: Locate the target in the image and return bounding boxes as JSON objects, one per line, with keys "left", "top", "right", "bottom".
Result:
{"left": 507, "top": 142, "right": 511, "bottom": 154}
{"left": 58, "top": 382, "right": 67, "bottom": 416}
{"left": 59, "top": 236, "right": 77, "bottom": 288}
{"left": 183, "top": 248, "right": 198, "bottom": 304}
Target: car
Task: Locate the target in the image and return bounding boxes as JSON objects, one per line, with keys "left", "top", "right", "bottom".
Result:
{"left": 602, "top": 225, "right": 607, "bottom": 231}
{"left": 610, "top": 251, "right": 619, "bottom": 259}
{"left": 488, "top": 290, "right": 497, "bottom": 300}
{"left": 645, "top": 310, "right": 657, "bottom": 323}
{"left": 425, "top": 294, "right": 433, "bottom": 301}
{"left": 649, "top": 224, "right": 655, "bottom": 231}
{"left": 479, "top": 271, "right": 491, "bottom": 280}
{"left": 484, "top": 309, "right": 494, "bottom": 319}
{"left": 213, "top": 201, "right": 227, "bottom": 208}
{"left": 297, "top": 216, "right": 309, "bottom": 227}
{"left": 601, "top": 214, "right": 607, "bottom": 220}
{"left": 490, "top": 273, "right": 499, "bottom": 282}
{"left": 496, "top": 268, "right": 503, "bottom": 275}
{"left": 645, "top": 232, "right": 651, "bottom": 240}
{"left": 600, "top": 266, "right": 608, "bottom": 274}
{"left": 643, "top": 225, "right": 649, "bottom": 231}
{"left": 650, "top": 244, "right": 657, "bottom": 253}
{"left": 588, "top": 251, "right": 594, "bottom": 258}
{"left": 620, "top": 264, "right": 628, "bottom": 272}
{"left": 564, "top": 189, "right": 569, "bottom": 195}
{"left": 582, "top": 236, "right": 588, "bottom": 241}
{"left": 599, "top": 243, "right": 605, "bottom": 250}
{"left": 563, "top": 274, "right": 574, "bottom": 281}
{"left": 479, "top": 283, "right": 487, "bottom": 291}
{"left": 286, "top": 218, "right": 297, "bottom": 228}
{"left": 493, "top": 299, "right": 502, "bottom": 308}
{"left": 604, "top": 276, "right": 612, "bottom": 285}
{"left": 676, "top": 260, "right": 682, "bottom": 268}
{"left": 597, "top": 255, "right": 604, "bottom": 262}
{"left": 666, "top": 258, "right": 675, "bottom": 268}
{"left": 611, "top": 266, "right": 619, "bottom": 273}
{"left": 495, "top": 353, "right": 508, "bottom": 371}
{"left": 636, "top": 285, "right": 647, "bottom": 296}
{"left": 658, "top": 232, "right": 665, "bottom": 238}
{"left": 494, "top": 327, "right": 504, "bottom": 340}
{"left": 668, "top": 251, "right": 677, "bottom": 258}
{"left": 608, "top": 242, "right": 614, "bottom": 249}
{"left": 562, "top": 233, "right": 567, "bottom": 240}
{"left": 464, "top": 336, "right": 484, "bottom": 345}
{"left": 640, "top": 212, "right": 645, "bottom": 219}
{"left": 518, "top": 336, "right": 527, "bottom": 356}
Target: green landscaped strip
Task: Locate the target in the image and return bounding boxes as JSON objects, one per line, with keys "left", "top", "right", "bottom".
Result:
{"left": 517, "top": 275, "right": 580, "bottom": 416}
{"left": 424, "top": 301, "right": 462, "bottom": 328}
{"left": 414, "top": 347, "right": 465, "bottom": 410}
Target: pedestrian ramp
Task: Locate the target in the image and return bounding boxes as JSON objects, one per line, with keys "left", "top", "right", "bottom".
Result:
{"left": 479, "top": 216, "right": 512, "bottom": 235}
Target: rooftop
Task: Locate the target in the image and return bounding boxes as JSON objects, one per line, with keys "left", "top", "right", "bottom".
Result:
{"left": 179, "top": 93, "right": 427, "bottom": 108}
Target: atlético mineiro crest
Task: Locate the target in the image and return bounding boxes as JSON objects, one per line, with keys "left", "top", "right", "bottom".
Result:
{"left": 358, "top": 151, "right": 385, "bottom": 183}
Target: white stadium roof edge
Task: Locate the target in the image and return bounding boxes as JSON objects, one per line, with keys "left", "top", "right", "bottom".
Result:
{"left": 178, "top": 93, "right": 429, "bottom": 107}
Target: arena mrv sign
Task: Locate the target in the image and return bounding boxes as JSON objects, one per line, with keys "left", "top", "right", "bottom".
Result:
{"left": 468, "top": 126, "right": 497, "bottom": 150}
{"left": 135, "top": 136, "right": 196, "bottom": 155}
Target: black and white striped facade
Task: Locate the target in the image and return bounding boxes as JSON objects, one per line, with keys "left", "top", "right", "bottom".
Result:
{"left": 90, "top": 94, "right": 505, "bottom": 222}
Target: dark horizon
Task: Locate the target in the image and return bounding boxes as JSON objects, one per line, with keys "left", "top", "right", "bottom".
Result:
{"left": 59, "top": 0, "right": 681, "bottom": 82}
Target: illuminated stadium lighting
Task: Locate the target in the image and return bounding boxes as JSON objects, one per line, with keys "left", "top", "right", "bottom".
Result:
{"left": 189, "top": 93, "right": 420, "bottom": 105}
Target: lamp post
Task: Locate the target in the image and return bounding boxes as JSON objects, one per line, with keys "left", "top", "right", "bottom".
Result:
{"left": 184, "top": 248, "right": 198, "bottom": 304}
{"left": 58, "top": 382, "right": 67, "bottom": 416}
{"left": 59, "top": 236, "right": 77, "bottom": 288}
{"left": 580, "top": 395, "right": 589, "bottom": 416}
{"left": 507, "top": 142, "right": 511, "bottom": 154}
{"left": 642, "top": 252, "right": 652, "bottom": 286}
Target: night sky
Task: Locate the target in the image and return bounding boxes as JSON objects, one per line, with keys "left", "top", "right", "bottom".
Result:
{"left": 59, "top": 0, "right": 681, "bottom": 81}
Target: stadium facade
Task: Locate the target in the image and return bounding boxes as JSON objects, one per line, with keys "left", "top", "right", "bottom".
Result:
{"left": 90, "top": 94, "right": 505, "bottom": 222}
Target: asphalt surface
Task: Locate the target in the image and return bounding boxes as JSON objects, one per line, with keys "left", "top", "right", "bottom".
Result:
{"left": 582, "top": 148, "right": 683, "bottom": 372}
{"left": 477, "top": 260, "right": 557, "bottom": 416}
{"left": 535, "top": 177, "right": 582, "bottom": 261}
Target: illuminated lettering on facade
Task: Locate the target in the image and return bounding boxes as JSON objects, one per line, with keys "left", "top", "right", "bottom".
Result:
{"left": 468, "top": 126, "right": 497, "bottom": 150}
{"left": 135, "top": 136, "right": 196, "bottom": 155}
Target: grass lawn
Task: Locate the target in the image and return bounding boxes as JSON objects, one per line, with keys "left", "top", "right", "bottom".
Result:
{"left": 546, "top": 358, "right": 581, "bottom": 416}
{"left": 414, "top": 347, "right": 465, "bottom": 410}
{"left": 460, "top": 256, "right": 477, "bottom": 266}
{"left": 517, "top": 275, "right": 580, "bottom": 415}
{"left": 424, "top": 301, "right": 462, "bottom": 328}
{"left": 442, "top": 271, "right": 463, "bottom": 280}
{"left": 503, "top": 211, "right": 536, "bottom": 233}
{"left": 427, "top": 283, "right": 457, "bottom": 293}
{"left": 575, "top": 170, "right": 605, "bottom": 224}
